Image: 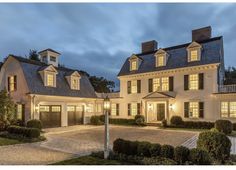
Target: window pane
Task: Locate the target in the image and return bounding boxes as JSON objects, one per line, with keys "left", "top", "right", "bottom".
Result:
{"left": 9, "top": 76, "right": 15, "bottom": 91}
{"left": 189, "top": 102, "right": 199, "bottom": 118}
{"left": 52, "top": 106, "right": 61, "bottom": 112}
{"left": 72, "top": 78, "right": 78, "bottom": 89}
{"left": 157, "top": 55, "right": 164, "bottom": 66}
{"left": 131, "top": 103, "right": 137, "bottom": 116}
{"left": 111, "top": 104, "right": 117, "bottom": 116}
{"left": 131, "top": 80, "right": 137, "bottom": 93}
{"left": 189, "top": 74, "right": 199, "bottom": 90}
{"left": 161, "top": 77, "right": 169, "bottom": 91}
{"left": 47, "top": 74, "right": 54, "bottom": 86}
{"left": 230, "top": 102, "right": 236, "bottom": 118}
{"left": 76, "top": 106, "right": 83, "bottom": 112}
{"left": 96, "top": 104, "right": 102, "bottom": 113}
{"left": 50, "top": 56, "right": 56, "bottom": 62}
{"left": 131, "top": 61, "right": 137, "bottom": 70}
{"left": 190, "top": 50, "right": 198, "bottom": 61}
{"left": 39, "top": 106, "right": 50, "bottom": 112}
{"left": 221, "top": 102, "right": 228, "bottom": 118}
{"left": 17, "top": 104, "right": 22, "bottom": 120}
{"left": 87, "top": 104, "right": 93, "bottom": 113}
{"left": 67, "top": 106, "right": 75, "bottom": 112}
{"left": 153, "top": 78, "right": 161, "bottom": 91}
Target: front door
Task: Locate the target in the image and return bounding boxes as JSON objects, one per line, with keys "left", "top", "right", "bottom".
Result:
{"left": 156, "top": 103, "right": 165, "bottom": 121}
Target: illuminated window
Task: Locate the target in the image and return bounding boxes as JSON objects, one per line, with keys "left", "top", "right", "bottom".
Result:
{"left": 67, "top": 106, "right": 76, "bottom": 112}
{"left": 76, "top": 106, "right": 83, "bottom": 112}
{"left": 87, "top": 104, "right": 93, "bottom": 113}
{"left": 153, "top": 78, "right": 161, "bottom": 91}
{"left": 46, "top": 74, "right": 54, "bottom": 86}
{"left": 111, "top": 104, "right": 117, "bottom": 116}
{"left": 161, "top": 77, "right": 169, "bottom": 91}
{"left": 189, "top": 102, "right": 199, "bottom": 118}
{"left": 71, "top": 78, "right": 79, "bottom": 90}
{"left": 131, "top": 103, "right": 137, "bottom": 116}
{"left": 39, "top": 106, "right": 50, "bottom": 112}
{"left": 96, "top": 104, "right": 102, "bottom": 113}
{"left": 157, "top": 55, "right": 164, "bottom": 66}
{"left": 189, "top": 74, "right": 198, "bottom": 90}
{"left": 131, "top": 80, "right": 137, "bottom": 93}
{"left": 17, "top": 104, "right": 23, "bottom": 120}
{"left": 221, "top": 102, "right": 228, "bottom": 118}
{"left": 131, "top": 60, "right": 137, "bottom": 71}
{"left": 51, "top": 106, "right": 61, "bottom": 112}
{"left": 190, "top": 50, "right": 198, "bottom": 61}
{"left": 230, "top": 102, "right": 236, "bottom": 118}
{"left": 8, "top": 76, "right": 16, "bottom": 92}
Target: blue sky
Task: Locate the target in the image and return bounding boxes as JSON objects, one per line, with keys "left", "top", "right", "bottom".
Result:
{"left": 0, "top": 3, "right": 236, "bottom": 88}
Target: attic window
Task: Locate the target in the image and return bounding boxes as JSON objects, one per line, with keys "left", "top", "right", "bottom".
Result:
{"left": 46, "top": 73, "right": 54, "bottom": 87}
{"left": 187, "top": 42, "right": 202, "bottom": 62}
{"left": 155, "top": 49, "right": 168, "bottom": 67}
{"left": 190, "top": 50, "right": 199, "bottom": 62}
{"left": 71, "top": 77, "right": 80, "bottom": 90}
{"left": 130, "top": 60, "right": 137, "bottom": 71}
{"left": 157, "top": 55, "right": 165, "bottom": 67}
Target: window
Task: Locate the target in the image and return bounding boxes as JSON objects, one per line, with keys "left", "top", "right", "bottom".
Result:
{"left": 42, "top": 56, "right": 47, "bottom": 62}
{"left": 76, "top": 106, "right": 83, "bottom": 112}
{"left": 96, "top": 104, "right": 102, "bottom": 113}
{"left": 87, "top": 104, "right": 93, "bottom": 113}
{"left": 157, "top": 55, "right": 165, "bottom": 67}
{"left": 71, "top": 78, "right": 79, "bottom": 90}
{"left": 221, "top": 102, "right": 228, "bottom": 118}
{"left": 230, "top": 102, "right": 236, "bottom": 118}
{"left": 131, "top": 60, "right": 137, "bottom": 71}
{"left": 190, "top": 50, "right": 198, "bottom": 61}
{"left": 46, "top": 74, "right": 54, "bottom": 86}
{"left": 152, "top": 77, "right": 169, "bottom": 91}
{"left": 51, "top": 106, "right": 61, "bottom": 112}
{"left": 131, "top": 80, "right": 137, "bottom": 93}
{"left": 153, "top": 78, "right": 161, "bottom": 91}
{"left": 189, "top": 102, "right": 199, "bottom": 118}
{"left": 189, "top": 74, "right": 198, "bottom": 90}
{"left": 67, "top": 106, "right": 76, "bottom": 112}
{"left": 131, "top": 103, "right": 137, "bottom": 116}
{"left": 39, "top": 106, "right": 50, "bottom": 112}
{"left": 8, "top": 76, "right": 16, "bottom": 92}
{"left": 161, "top": 77, "right": 169, "bottom": 91}
{"left": 17, "top": 104, "right": 23, "bottom": 120}
{"left": 111, "top": 104, "right": 117, "bottom": 116}
{"left": 50, "top": 56, "right": 56, "bottom": 62}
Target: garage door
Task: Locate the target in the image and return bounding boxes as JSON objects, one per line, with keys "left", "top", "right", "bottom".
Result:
{"left": 67, "top": 105, "right": 84, "bottom": 126}
{"left": 39, "top": 105, "right": 61, "bottom": 128}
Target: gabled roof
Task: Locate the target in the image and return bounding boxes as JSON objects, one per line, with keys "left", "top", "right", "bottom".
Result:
{"left": 38, "top": 48, "right": 61, "bottom": 55}
{"left": 143, "top": 91, "right": 176, "bottom": 99}
{"left": 118, "top": 36, "right": 223, "bottom": 77}
{"left": 9, "top": 55, "right": 96, "bottom": 98}
{"left": 65, "top": 70, "right": 81, "bottom": 77}
{"left": 38, "top": 65, "right": 58, "bottom": 73}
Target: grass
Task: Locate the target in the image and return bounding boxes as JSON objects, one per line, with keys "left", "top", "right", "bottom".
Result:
{"left": 51, "top": 156, "right": 123, "bottom": 165}
{"left": 159, "top": 126, "right": 207, "bottom": 132}
{"left": 0, "top": 137, "right": 23, "bottom": 146}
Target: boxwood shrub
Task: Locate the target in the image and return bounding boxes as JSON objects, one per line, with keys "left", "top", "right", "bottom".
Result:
{"left": 215, "top": 119, "right": 233, "bottom": 135}
{"left": 7, "top": 125, "right": 40, "bottom": 138}
{"left": 170, "top": 116, "right": 183, "bottom": 126}
{"left": 160, "top": 144, "right": 174, "bottom": 159}
{"left": 26, "top": 119, "right": 42, "bottom": 130}
{"left": 137, "top": 141, "right": 152, "bottom": 157}
{"left": 90, "top": 116, "right": 103, "bottom": 125}
{"left": 174, "top": 146, "right": 190, "bottom": 164}
{"left": 189, "top": 148, "right": 211, "bottom": 165}
{"left": 149, "top": 143, "right": 162, "bottom": 157}
{"left": 109, "top": 118, "right": 135, "bottom": 125}
{"left": 197, "top": 131, "right": 231, "bottom": 161}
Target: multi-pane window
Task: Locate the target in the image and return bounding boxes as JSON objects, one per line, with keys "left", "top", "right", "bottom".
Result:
{"left": 131, "top": 80, "right": 137, "bottom": 93}
{"left": 153, "top": 78, "right": 161, "bottom": 91}
{"left": 190, "top": 50, "right": 198, "bottom": 61}
{"left": 131, "top": 103, "right": 137, "bottom": 116}
{"left": 220, "top": 101, "right": 236, "bottom": 118}
{"left": 189, "top": 74, "right": 198, "bottom": 90}
{"left": 96, "top": 104, "right": 102, "bottom": 113}
{"left": 221, "top": 102, "right": 228, "bottom": 118}
{"left": 51, "top": 106, "right": 61, "bottom": 112}
{"left": 71, "top": 78, "right": 79, "bottom": 90}
{"left": 50, "top": 56, "right": 56, "bottom": 62}
{"left": 39, "top": 106, "right": 50, "bottom": 112}
{"left": 46, "top": 74, "right": 54, "bottom": 86}
{"left": 17, "top": 104, "right": 23, "bottom": 120}
{"left": 131, "top": 60, "right": 137, "bottom": 71}
{"left": 230, "top": 102, "right": 236, "bottom": 118}
{"left": 153, "top": 77, "right": 169, "bottom": 91}
{"left": 161, "top": 77, "right": 169, "bottom": 91}
{"left": 157, "top": 55, "right": 164, "bottom": 67}
{"left": 87, "top": 104, "right": 94, "bottom": 113}
{"left": 9, "top": 76, "right": 15, "bottom": 91}
{"left": 189, "top": 102, "right": 199, "bottom": 118}
{"left": 111, "top": 104, "right": 117, "bottom": 116}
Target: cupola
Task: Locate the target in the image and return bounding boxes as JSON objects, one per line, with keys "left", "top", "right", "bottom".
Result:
{"left": 39, "top": 48, "right": 61, "bottom": 67}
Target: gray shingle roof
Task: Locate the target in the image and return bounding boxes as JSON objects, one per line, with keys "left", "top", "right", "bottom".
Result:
{"left": 12, "top": 56, "right": 97, "bottom": 98}
{"left": 118, "top": 36, "right": 223, "bottom": 77}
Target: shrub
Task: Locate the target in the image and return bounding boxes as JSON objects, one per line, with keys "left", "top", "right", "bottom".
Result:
{"left": 99, "top": 115, "right": 105, "bottom": 123}
{"left": 210, "top": 128, "right": 219, "bottom": 132}
{"left": 189, "top": 148, "right": 211, "bottom": 165}
{"left": 197, "top": 131, "right": 231, "bottom": 161}
{"left": 90, "top": 116, "right": 103, "bottom": 125}
{"left": 149, "top": 143, "right": 161, "bottom": 156}
{"left": 134, "top": 115, "right": 145, "bottom": 126}
{"left": 0, "top": 121, "right": 7, "bottom": 131}
{"left": 137, "top": 141, "right": 152, "bottom": 157}
{"left": 113, "top": 138, "right": 138, "bottom": 155}
{"left": 140, "top": 156, "right": 177, "bottom": 165}
{"left": 109, "top": 118, "right": 135, "bottom": 125}
{"left": 161, "top": 119, "right": 167, "bottom": 128}
{"left": 7, "top": 125, "right": 40, "bottom": 138}
{"left": 184, "top": 121, "right": 214, "bottom": 129}
{"left": 174, "top": 146, "right": 190, "bottom": 164}
{"left": 233, "top": 123, "right": 236, "bottom": 131}
{"left": 160, "top": 144, "right": 174, "bottom": 159}
{"left": 215, "top": 119, "right": 233, "bottom": 135}
{"left": 26, "top": 119, "right": 42, "bottom": 130}
{"left": 170, "top": 116, "right": 183, "bottom": 126}
{"left": 11, "top": 119, "right": 25, "bottom": 127}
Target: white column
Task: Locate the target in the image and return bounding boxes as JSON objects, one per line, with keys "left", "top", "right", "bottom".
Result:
{"left": 61, "top": 102, "right": 68, "bottom": 127}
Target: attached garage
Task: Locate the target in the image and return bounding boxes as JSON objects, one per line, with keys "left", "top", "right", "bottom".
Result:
{"left": 39, "top": 105, "right": 61, "bottom": 128}
{"left": 67, "top": 105, "right": 84, "bottom": 126}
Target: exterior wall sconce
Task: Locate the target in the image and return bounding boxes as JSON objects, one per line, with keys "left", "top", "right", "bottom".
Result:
{"left": 169, "top": 104, "right": 175, "bottom": 111}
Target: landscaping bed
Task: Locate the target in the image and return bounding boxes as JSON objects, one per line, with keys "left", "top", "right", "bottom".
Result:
{"left": 0, "top": 137, "right": 23, "bottom": 146}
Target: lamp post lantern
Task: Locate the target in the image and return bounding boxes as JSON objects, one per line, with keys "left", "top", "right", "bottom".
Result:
{"left": 103, "top": 96, "right": 110, "bottom": 159}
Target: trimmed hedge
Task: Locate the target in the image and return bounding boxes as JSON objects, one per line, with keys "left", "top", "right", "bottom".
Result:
{"left": 197, "top": 131, "right": 231, "bottom": 161}
{"left": 137, "top": 141, "right": 152, "bottom": 157}
{"left": 184, "top": 121, "right": 214, "bottom": 129}
{"left": 109, "top": 118, "right": 135, "bottom": 125}
{"left": 7, "top": 125, "right": 40, "bottom": 138}
{"left": 170, "top": 116, "right": 183, "bottom": 126}
{"left": 26, "top": 119, "right": 42, "bottom": 130}
{"left": 174, "top": 146, "right": 190, "bottom": 164}
{"left": 189, "top": 148, "right": 211, "bottom": 165}
{"left": 90, "top": 116, "right": 103, "bottom": 125}
{"left": 160, "top": 144, "right": 174, "bottom": 159}
{"left": 149, "top": 143, "right": 161, "bottom": 157}
{"left": 215, "top": 119, "right": 233, "bottom": 135}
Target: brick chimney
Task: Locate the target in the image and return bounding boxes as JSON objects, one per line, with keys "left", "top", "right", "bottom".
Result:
{"left": 141, "top": 40, "right": 158, "bottom": 53}
{"left": 192, "top": 26, "right": 212, "bottom": 42}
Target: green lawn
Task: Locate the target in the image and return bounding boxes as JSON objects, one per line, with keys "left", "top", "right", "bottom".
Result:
{"left": 160, "top": 127, "right": 206, "bottom": 132}
{"left": 52, "top": 156, "right": 124, "bottom": 165}
{"left": 0, "top": 137, "right": 22, "bottom": 146}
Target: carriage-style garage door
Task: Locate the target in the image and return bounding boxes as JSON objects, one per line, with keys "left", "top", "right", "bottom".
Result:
{"left": 67, "top": 105, "right": 84, "bottom": 126}
{"left": 39, "top": 105, "right": 61, "bottom": 128}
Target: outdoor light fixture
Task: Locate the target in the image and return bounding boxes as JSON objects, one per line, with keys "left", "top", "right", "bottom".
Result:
{"left": 103, "top": 96, "right": 110, "bottom": 159}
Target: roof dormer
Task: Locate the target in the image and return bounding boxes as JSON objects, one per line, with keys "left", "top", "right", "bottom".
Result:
{"left": 154, "top": 48, "right": 168, "bottom": 67}
{"left": 38, "top": 65, "right": 58, "bottom": 87}
{"left": 39, "top": 48, "right": 61, "bottom": 67}
{"left": 129, "top": 54, "right": 142, "bottom": 71}
{"left": 65, "top": 71, "right": 81, "bottom": 90}
{"left": 187, "top": 42, "right": 202, "bottom": 62}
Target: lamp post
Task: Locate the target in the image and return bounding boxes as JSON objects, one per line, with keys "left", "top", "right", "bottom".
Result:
{"left": 103, "top": 96, "right": 110, "bottom": 159}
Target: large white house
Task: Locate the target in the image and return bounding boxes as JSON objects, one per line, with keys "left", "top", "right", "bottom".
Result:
{"left": 0, "top": 26, "right": 236, "bottom": 128}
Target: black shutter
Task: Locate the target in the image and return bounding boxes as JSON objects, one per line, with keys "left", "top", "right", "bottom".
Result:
{"left": 148, "top": 79, "right": 153, "bottom": 93}
{"left": 14, "top": 75, "right": 17, "bottom": 90}
{"left": 116, "top": 104, "right": 119, "bottom": 116}
{"left": 169, "top": 76, "right": 174, "bottom": 91}
{"left": 128, "top": 104, "right": 131, "bottom": 116}
{"left": 184, "top": 75, "right": 189, "bottom": 91}
{"left": 184, "top": 102, "right": 189, "bottom": 118}
{"left": 127, "top": 81, "right": 131, "bottom": 94}
{"left": 137, "top": 103, "right": 141, "bottom": 115}
{"left": 199, "top": 102, "right": 204, "bottom": 118}
{"left": 199, "top": 73, "right": 204, "bottom": 90}
{"left": 7, "top": 77, "right": 10, "bottom": 91}
{"left": 137, "top": 80, "right": 141, "bottom": 93}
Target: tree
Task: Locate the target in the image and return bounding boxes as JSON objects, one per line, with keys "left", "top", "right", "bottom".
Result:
{"left": 89, "top": 76, "right": 115, "bottom": 93}
{"left": 0, "top": 90, "right": 16, "bottom": 124}
{"left": 28, "top": 49, "right": 40, "bottom": 61}
{"left": 224, "top": 66, "right": 236, "bottom": 84}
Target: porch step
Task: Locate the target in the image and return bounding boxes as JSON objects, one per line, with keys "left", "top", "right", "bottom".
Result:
{"left": 147, "top": 122, "right": 162, "bottom": 126}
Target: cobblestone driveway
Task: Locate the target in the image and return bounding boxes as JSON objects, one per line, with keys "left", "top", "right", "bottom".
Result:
{"left": 0, "top": 125, "right": 197, "bottom": 165}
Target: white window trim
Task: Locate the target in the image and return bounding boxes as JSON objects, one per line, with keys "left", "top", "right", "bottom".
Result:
{"left": 131, "top": 80, "right": 137, "bottom": 94}
{"left": 130, "top": 59, "right": 138, "bottom": 71}
{"left": 46, "top": 73, "right": 56, "bottom": 87}
{"left": 189, "top": 74, "right": 199, "bottom": 90}
{"left": 153, "top": 77, "right": 169, "bottom": 92}
{"left": 189, "top": 102, "right": 199, "bottom": 118}
{"left": 220, "top": 101, "right": 236, "bottom": 118}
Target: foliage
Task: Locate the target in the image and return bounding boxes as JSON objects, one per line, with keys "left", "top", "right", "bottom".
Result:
{"left": 189, "top": 148, "right": 211, "bottom": 165}
{"left": 90, "top": 116, "right": 103, "bottom": 125}
{"left": 210, "top": 128, "right": 219, "bottom": 132}
{"left": 26, "top": 119, "right": 42, "bottom": 130}
{"left": 170, "top": 116, "right": 183, "bottom": 126}
{"left": 134, "top": 115, "right": 146, "bottom": 126}
{"left": 137, "top": 141, "right": 152, "bottom": 157}
{"left": 149, "top": 143, "right": 161, "bottom": 156}
{"left": 99, "top": 115, "right": 105, "bottom": 122}
{"left": 7, "top": 125, "right": 40, "bottom": 138}
{"left": 224, "top": 66, "right": 236, "bottom": 84}
{"left": 28, "top": 49, "right": 40, "bottom": 61}
{"left": 215, "top": 119, "right": 233, "bottom": 135}
{"left": 197, "top": 131, "right": 231, "bottom": 161}
{"left": 233, "top": 123, "right": 236, "bottom": 131}
{"left": 183, "top": 121, "right": 214, "bottom": 129}
{"left": 0, "top": 90, "right": 16, "bottom": 124}
{"left": 109, "top": 118, "right": 135, "bottom": 126}
{"left": 161, "top": 119, "right": 167, "bottom": 127}
{"left": 140, "top": 156, "right": 177, "bottom": 165}
{"left": 160, "top": 144, "right": 174, "bottom": 159}
{"left": 89, "top": 76, "right": 115, "bottom": 93}
{"left": 174, "top": 146, "right": 190, "bottom": 164}
{"left": 10, "top": 119, "right": 25, "bottom": 127}
{"left": 0, "top": 137, "right": 22, "bottom": 146}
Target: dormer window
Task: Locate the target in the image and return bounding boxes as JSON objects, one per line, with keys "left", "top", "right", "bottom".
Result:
{"left": 157, "top": 55, "right": 164, "bottom": 67}
{"left": 38, "top": 65, "right": 58, "bottom": 88}
{"left": 65, "top": 71, "right": 81, "bottom": 90}
{"left": 71, "top": 77, "right": 80, "bottom": 90}
{"left": 187, "top": 42, "right": 202, "bottom": 62}
{"left": 129, "top": 54, "right": 142, "bottom": 71}
{"left": 46, "top": 73, "right": 54, "bottom": 87}
{"left": 155, "top": 49, "right": 168, "bottom": 67}
{"left": 131, "top": 60, "right": 137, "bottom": 71}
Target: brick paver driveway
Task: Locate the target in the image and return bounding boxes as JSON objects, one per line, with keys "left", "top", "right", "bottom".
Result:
{"left": 0, "top": 125, "right": 197, "bottom": 165}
